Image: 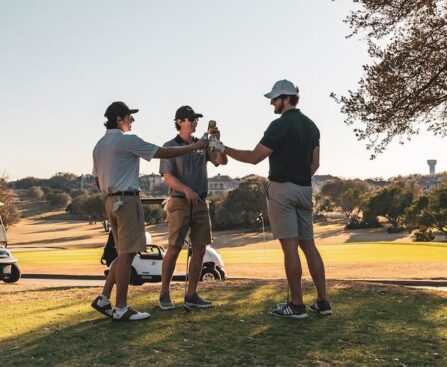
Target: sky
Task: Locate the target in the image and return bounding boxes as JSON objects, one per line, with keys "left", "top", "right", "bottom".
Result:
{"left": 1, "top": 0, "right": 445, "bottom": 181}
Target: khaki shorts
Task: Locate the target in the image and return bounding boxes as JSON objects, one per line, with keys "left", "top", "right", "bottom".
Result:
{"left": 267, "top": 181, "right": 314, "bottom": 240}
{"left": 106, "top": 196, "right": 146, "bottom": 255}
{"left": 166, "top": 197, "right": 211, "bottom": 248}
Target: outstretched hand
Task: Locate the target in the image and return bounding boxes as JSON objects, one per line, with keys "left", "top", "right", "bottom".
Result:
{"left": 209, "top": 139, "right": 225, "bottom": 153}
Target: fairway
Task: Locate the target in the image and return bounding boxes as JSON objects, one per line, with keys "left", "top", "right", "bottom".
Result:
{"left": 13, "top": 241, "right": 447, "bottom": 279}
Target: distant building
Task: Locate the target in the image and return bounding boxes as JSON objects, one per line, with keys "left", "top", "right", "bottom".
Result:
{"left": 208, "top": 174, "right": 240, "bottom": 194}
{"left": 417, "top": 174, "right": 446, "bottom": 192}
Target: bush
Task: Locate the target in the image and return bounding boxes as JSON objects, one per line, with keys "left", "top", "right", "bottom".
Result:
{"left": 143, "top": 205, "right": 167, "bottom": 225}
{"left": 27, "top": 186, "right": 44, "bottom": 200}
{"left": 46, "top": 192, "right": 71, "bottom": 209}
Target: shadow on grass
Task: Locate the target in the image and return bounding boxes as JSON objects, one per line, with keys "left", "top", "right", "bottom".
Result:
{"left": 1, "top": 280, "right": 446, "bottom": 366}
{"left": 12, "top": 235, "right": 92, "bottom": 246}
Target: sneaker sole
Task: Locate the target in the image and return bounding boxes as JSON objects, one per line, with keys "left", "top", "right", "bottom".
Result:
{"left": 184, "top": 302, "right": 213, "bottom": 309}
{"left": 112, "top": 315, "right": 151, "bottom": 322}
{"left": 268, "top": 310, "right": 308, "bottom": 319}
{"left": 91, "top": 303, "right": 112, "bottom": 318}
{"left": 158, "top": 302, "right": 175, "bottom": 310}
{"left": 309, "top": 307, "right": 332, "bottom": 316}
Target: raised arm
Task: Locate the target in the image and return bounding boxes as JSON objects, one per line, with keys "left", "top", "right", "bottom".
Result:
{"left": 224, "top": 143, "right": 272, "bottom": 165}
{"left": 153, "top": 139, "right": 207, "bottom": 159}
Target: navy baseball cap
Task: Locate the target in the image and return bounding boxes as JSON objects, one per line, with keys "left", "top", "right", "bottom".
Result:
{"left": 174, "top": 106, "right": 203, "bottom": 121}
{"left": 104, "top": 101, "right": 139, "bottom": 120}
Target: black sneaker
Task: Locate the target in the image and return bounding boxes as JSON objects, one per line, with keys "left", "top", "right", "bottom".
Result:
{"left": 158, "top": 293, "right": 175, "bottom": 310}
{"left": 309, "top": 300, "right": 332, "bottom": 315}
{"left": 269, "top": 301, "right": 308, "bottom": 319}
{"left": 184, "top": 293, "right": 213, "bottom": 309}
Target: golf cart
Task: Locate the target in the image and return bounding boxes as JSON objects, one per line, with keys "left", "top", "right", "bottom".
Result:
{"left": 0, "top": 209, "right": 21, "bottom": 283}
{"left": 102, "top": 231, "right": 226, "bottom": 286}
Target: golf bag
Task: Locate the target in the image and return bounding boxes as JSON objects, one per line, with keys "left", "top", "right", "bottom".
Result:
{"left": 100, "top": 232, "right": 118, "bottom": 266}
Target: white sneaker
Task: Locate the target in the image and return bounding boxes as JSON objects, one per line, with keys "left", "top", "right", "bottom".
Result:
{"left": 112, "top": 306, "right": 150, "bottom": 322}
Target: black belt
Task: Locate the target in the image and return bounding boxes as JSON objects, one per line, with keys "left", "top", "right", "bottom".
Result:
{"left": 108, "top": 191, "right": 140, "bottom": 197}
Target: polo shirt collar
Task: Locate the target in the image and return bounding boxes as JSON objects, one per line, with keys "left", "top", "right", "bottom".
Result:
{"left": 175, "top": 134, "right": 197, "bottom": 145}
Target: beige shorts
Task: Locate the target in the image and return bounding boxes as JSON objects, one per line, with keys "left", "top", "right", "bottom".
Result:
{"left": 105, "top": 196, "right": 146, "bottom": 255}
{"left": 166, "top": 197, "right": 212, "bottom": 248}
{"left": 267, "top": 181, "right": 314, "bottom": 240}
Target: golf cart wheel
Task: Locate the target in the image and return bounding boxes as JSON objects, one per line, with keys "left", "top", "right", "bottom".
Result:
{"left": 3, "top": 264, "right": 21, "bottom": 283}
{"left": 200, "top": 268, "right": 221, "bottom": 282}
{"left": 130, "top": 267, "right": 144, "bottom": 286}
{"left": 216, "top": 268, "right": 226, "bottom": 281}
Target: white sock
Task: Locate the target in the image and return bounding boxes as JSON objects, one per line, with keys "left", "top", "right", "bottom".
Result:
{"left": 114, "top": 306, "right": 128, "bottom": 316}
{"left": 97, "top": 295, "right": 110, "bottom": 307}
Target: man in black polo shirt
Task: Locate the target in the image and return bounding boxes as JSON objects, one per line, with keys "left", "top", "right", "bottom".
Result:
{"left": 159, "top": 106, "right": 227, "bottom": 310}
{"left": 210, "top": 80, "right": 332, "bottom": 318}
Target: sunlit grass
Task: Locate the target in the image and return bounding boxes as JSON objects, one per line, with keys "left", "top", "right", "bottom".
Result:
{"left": 14, "top": 242, "right": 447, "bottom": 267}
{"left": 1, "top": 280, "right": 446, "bottom": 366}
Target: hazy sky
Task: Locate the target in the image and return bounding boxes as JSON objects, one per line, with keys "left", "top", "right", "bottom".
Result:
{"left": 1, "top": 0, "right": 445, "bottom": 181}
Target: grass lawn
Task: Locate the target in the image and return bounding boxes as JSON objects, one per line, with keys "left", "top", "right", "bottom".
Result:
{"left": 1, "top": 280, "right": 446, "bottom": 366}
{"left": 13, "top": 242, "right": 447, "bottom": 279}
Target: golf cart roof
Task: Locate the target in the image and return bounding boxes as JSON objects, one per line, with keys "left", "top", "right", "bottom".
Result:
{"left": 140, "top": 197, "right": 166, "bottom": 206}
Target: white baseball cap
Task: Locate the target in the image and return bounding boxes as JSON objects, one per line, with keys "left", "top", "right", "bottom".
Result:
{"left": 264, "top": 79, "right": 297, "bottom": 99}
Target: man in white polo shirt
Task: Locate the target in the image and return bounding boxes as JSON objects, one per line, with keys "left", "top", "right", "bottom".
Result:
{"left": 91, "top": 101, "right": 207, "bottom": 322}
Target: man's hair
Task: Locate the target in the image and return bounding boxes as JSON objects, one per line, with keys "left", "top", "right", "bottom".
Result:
{"left": 104, "top": 119, "right": 118, "bottom": 129}
{"left": 174, "top": 120, "right": 182, "bottom": 131}
{"left": 278, "top": 87, "right": 300, "bottom": 106}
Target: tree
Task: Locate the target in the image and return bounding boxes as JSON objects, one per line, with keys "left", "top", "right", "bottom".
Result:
{"left": 0, "top": 176, "right": 20, "bottom": 230}
{"left": 72, "top": 195, "right": 108, "bottom": 232}
{"left": 405, "top": 184, "right": 447, "bottom": 234}
{"left": 320, "top": 179, "right": 370, "bottom": 226}
{"left": 332, "top": 0, "right": 447, "bottom": 158}
{"left": 213, "top": 175, "right": 269, "bottom": 230}
{"left": 47, "top": 172, "right": 78, "bottom": 190}
{"left": 368, "top": 183, "right": 414, "bottom": 231}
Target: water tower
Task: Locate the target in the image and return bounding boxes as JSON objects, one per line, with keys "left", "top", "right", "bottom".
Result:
{"left": 427, "top": 160, "right": 437, "bottom": 175}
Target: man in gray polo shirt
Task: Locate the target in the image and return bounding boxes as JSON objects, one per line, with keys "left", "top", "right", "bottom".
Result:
{"left": 210, "top": 80, "right": 332, "bottom": 319}
{"left": 91, "top": 101, "right": 207, "bottom": 322}
{"left": 158, "top": 106, "right": 227, "bottom": 310}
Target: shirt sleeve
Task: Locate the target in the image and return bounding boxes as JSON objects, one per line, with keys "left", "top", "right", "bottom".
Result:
{"left": 126, "top": 135, "right": 159, "bottom": 162}
{"left": 159, "top": 142, "right": 175, "bottom": 175}
{"left": 259, "top": 119, "right": 287, "bottom": 151}
{"left": 314, "top": 127, "right": 321, "bottom": 148}
{"left": 92, "top": 147, "right": 98, "bottom": 176}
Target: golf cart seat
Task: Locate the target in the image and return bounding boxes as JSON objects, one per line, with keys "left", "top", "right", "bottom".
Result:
{"left": 139, "top": 244, "right": 164, "bottom": 260}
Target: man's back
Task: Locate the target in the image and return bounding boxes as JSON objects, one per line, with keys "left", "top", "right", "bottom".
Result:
{"left": 260, "top": 109, "right": 320, "bottom": 186}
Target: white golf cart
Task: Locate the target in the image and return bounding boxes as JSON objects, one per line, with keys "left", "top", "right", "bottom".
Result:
{"left": 104, "top": 231, "right": 226, "bottom": 285}
{"left": 0, "top": 207, "right": 21, "bottom": 283}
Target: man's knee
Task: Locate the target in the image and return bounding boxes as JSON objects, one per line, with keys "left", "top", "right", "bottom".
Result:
{"left": 192, "top": 244, "right": 206, "bottom": 257}
{"left": 166, "top": 244, "right": 182, "bottom": 257}
{"left": 298, "top": 238, "right": 316, "bottom": 251}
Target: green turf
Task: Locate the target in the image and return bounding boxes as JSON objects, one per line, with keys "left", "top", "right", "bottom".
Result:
{"left": 13, "top": 242, "right": 447, "bottom": 266}
{"left": 0, "top": 280, "right": 446, "bottom": 366}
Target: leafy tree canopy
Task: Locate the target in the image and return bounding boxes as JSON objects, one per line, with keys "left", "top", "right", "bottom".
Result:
{"left": 333, "top": 0, "right": 447, "bottom": 158}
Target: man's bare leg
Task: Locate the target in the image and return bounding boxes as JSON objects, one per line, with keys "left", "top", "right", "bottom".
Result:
{"left": 279, "top": 238, "right": 303, "bottom": 305}
{"left": 161, "top": 245, "right": 182, "bottom": 295}
{"left": 102, "top": 259, "right": 117, "bottom": 300}
{"left": 186, "top": 244, "right": 206, "bottom": 296}
{"left": 298, "top": 239, "right": 327, "bottom": 301}
{"left": 115, "top": 253, "right": 135, "bottom": 308}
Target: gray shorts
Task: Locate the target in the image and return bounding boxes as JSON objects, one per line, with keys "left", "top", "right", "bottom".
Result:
{"left": 267, "top": 181, "right": 314, "bottom": 240}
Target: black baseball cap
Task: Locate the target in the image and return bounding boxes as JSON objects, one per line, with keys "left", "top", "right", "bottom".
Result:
{"left": 174, "top": 105, "right": 203, "bottom": 121}
{"left": 104, "top": 101, "right": 139, "bottom": 120}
